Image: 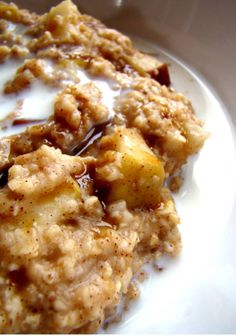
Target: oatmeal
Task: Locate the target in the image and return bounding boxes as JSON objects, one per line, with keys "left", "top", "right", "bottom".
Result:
{"left": 0, "top": 0, "right": 208, "bottom": 333}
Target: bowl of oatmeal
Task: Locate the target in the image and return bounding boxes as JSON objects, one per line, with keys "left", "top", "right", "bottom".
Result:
{"left": 0, "top": 0, "right": 235, "bottom": 333}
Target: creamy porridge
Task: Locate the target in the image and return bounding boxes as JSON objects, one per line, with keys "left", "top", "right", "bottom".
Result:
{"left": 0, "top": 1, "right": 208, "bottom": 333}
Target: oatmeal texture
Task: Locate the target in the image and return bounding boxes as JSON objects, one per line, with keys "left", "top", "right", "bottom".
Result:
{"left": 114, "top": 78, "right": 207, "bottom": 175}
{"left": 0, "top": 145, "right": 180, "bottom": 333}
{"left": 0, "top": 0, "right": 208, "bottom": 333}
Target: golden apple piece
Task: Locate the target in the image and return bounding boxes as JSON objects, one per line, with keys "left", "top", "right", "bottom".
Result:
{"left": 6, "top": 177, "right": 81, "bottom": 230}
{"left": 97, "top": 128, "right": 165, "bottom": 208}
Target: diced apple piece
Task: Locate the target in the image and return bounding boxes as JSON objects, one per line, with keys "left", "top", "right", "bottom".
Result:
{"left": 126, "top": 51, "right": 170, "bottom": 86}
{"left": 47, "top": 176, "right": 81, "bottom": 201}
{"left": 4, "top": 177, "right": 81, "bottom": 229}
{"left": 98, "top": 128, "right": 165, "bottom": 208}
{"left": 33, "top": 177, "right": 81, "bottom": 226}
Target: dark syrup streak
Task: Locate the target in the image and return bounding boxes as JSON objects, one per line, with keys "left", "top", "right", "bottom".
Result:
{"left": 0, "top": 170, "right": 8, "bottom": 188}
{"left": 71, "top": 121, "right": 110, "bottom": 156}
{"left": 12, "top": 118, "right": 46, "bottom": 126}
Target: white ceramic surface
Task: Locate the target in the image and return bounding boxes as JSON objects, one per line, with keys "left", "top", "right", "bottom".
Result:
{"left": 2, "top": 0, "right": 236, "bottom": 333}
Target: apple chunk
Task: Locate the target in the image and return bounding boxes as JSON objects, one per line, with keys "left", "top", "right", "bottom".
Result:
{"left": 97, "top": 128, "right": 165, "bottom": 208}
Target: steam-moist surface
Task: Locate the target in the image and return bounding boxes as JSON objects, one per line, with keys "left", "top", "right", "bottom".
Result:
{"left": 0, "top": 0, "right": 207, "bottom": 333}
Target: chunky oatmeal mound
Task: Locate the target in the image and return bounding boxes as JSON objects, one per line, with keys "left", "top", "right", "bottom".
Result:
{"left": 0, "top": 145, "right": 180, "bottom": 333}
{"left": 0, "top": 0, "right": 208, "bottom": 333}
